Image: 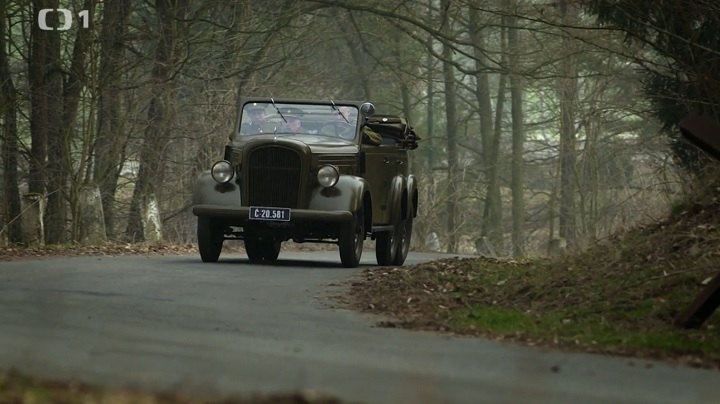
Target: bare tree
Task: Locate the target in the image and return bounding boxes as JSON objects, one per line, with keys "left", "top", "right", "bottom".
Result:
{"left": 507, "top": 2, "right": 525, "bottom": 257}
{"left": 94, "top": 0, "right": 131, "bottom": 239}
{"left": 557, "top": 0, "right": 579, "bottom": 246}
{"left": 0, "top": 1, "right": 21, "bottom": 244}
{"left": 126, "top": 0, "right": 188, "bottom": 241}
{"left": 29, "top": 0, "right": 64, "bottom": 243}
{"left": 469, "top": 3, "right": 503, "bottom": 251}
{"left": 441, "top": 0, "right": 459, "bottom": 253}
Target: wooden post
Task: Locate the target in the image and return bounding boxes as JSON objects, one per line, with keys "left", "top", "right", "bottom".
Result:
{"left": 675, "top": 272, "right": 720, "bottom": 328}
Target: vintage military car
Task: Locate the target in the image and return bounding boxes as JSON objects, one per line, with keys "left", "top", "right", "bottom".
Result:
{"left": 192, "top": 98, "right": 419, "bottom": 267}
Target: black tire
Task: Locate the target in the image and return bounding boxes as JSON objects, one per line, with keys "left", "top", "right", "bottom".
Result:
{"left": 197, "top": 217, "right": 223, "bottom": 262}
{"left": 244, "top": 238, "right": 281, "bottom": 263}
{"left": 392, "top": 216, "right": 413, "bottom": 266}
{"left": 375, "top": 228, "right": 398, "bottom": 266}
{"left": 244, "top": 238, "right": 262, "bottom": 262}
{"left": 262, "top": 239, "right": 281, "bottom": 262}
{"left": 339, "top": 207, "right": 364, "bottom": 268}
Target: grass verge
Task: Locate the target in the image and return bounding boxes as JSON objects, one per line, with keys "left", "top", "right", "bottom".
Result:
{"left": 348, "top": 254, "right": 720, "bottom": 368}
{"left": 349, "top": 173, "right": 720, "bottom": 368}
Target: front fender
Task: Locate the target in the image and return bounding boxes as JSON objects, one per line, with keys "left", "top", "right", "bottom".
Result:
{"left": 308, "top": 175, "right": 368, "bottom": 213}
{"left": 192, "top": 171, "right": 241, "bottom": 210}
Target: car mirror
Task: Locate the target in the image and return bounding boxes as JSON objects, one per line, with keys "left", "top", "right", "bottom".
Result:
{"left": 360, "top": 102, "right": 375, "bottom": 116}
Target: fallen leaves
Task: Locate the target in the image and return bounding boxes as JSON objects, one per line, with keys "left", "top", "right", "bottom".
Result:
{"left": 0, "top": 242, "right": 197, "bottom": 261}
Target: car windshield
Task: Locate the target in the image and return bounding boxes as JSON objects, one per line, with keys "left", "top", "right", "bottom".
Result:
{"left": 238, "top": 102, "right": 359, "bottom": 140}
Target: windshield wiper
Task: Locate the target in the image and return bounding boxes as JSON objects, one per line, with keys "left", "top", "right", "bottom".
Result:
{"left": 271, "top": 98, "right": 287, "bottom": 123}
{"left": 330, "top": 99, "right": 349, "bottom": 123}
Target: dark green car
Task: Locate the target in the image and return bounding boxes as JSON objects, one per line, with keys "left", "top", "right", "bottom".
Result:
{"left": 192, "top": 98, "right": 419, "bottom": 267}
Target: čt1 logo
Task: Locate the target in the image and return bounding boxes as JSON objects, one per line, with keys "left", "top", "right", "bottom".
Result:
{"left": 38, "top": 9, "right": 89, "bottom": 31}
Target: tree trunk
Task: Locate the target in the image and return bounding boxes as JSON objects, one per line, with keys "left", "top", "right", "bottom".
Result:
{"left": 558, "top": 0, "right": 578, "bottom": 247}
{"left": 0, "top": 3, "right": 22, "bottom": 244}
{"left": 420, "top": 1, "right": 436, "bottom": 249}
{"left": 94, "top": 0, "right": 131, "bottom": 239}
{"left": 580, "top": 111, "right": 600, "bottom": 240}
{"left": 22, "top": 193, "right": 45, "bottom": 247}
{"left": 425, "top": 12, "right": 435, "bottom": 177}
{"left": 79, "top": 185, "right": 107, "bottom": 244}
{"left": 507, "top": 8, "right": 525, "bottom": 257}
{"left": 126, "top": 0, "right": 187, "bottom": 241}
{"left": 29, "top": 0, "right": 65, "bottom": 244}
{"left": 63, "top": 0, "right": 97, "bottom": 242}
{"left": 441, "top": 0, "right": 458, "bottom": 253}
{"left": 486, "top": 64, "right": 507, "bottom": 255}
{"left": 28, "top": 1, "right": 51, "bottom": 195}
{"left": 469, "top": 5, "right": 503, "bottom": 251}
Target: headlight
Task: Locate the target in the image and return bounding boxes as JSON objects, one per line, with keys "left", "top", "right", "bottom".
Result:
{"left": 317, "top": 165, "right": 339, "bottom": 188}
{"left": 211, "top": 160, "right": 234, "bottom": 183}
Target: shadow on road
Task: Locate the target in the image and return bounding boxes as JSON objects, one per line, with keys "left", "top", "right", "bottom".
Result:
{"left": 166, "top": 254, "right": 377, "bottom": 269}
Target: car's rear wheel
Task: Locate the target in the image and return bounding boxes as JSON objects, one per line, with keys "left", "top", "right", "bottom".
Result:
{"left": 392, "top": 216, "right": 413, "bottom": 266}
{"left": 375, "top": 227, "right": 398, "bottom": 266}
{"left": 339, "top": 207, "right": 364, "bottom": 268}
{"left": 198, "top": 217, "right": 224, "bottom": 262}
{"left": 245, "top": 238, "right": 281, "bottom": 263}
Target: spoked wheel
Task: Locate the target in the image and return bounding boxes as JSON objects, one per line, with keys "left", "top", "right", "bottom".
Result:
{"left": 339, "top": 206, "right": 365, "bottom": 268}
{"left": 245, "top": 237, "right": 281, "bottom": 263}
{"left": 198, "top": 217, "right": 224, "bottom": 262}
{"left": 392, "top": 216, "right": 413, "bottom": 266}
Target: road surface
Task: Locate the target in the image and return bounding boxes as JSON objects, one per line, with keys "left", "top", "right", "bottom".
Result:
{"left": 0, "top": 251, "right": 717, "bottom": 403}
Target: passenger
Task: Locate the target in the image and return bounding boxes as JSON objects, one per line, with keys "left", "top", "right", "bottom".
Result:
{"left": 240, "top": 103, "right": 267, "bottom": 135}
{"left": 336, "top": 106, "right": 358, "bottom": 139}
{"left": 325, "top": 106, "right": 382, "bottom": 145}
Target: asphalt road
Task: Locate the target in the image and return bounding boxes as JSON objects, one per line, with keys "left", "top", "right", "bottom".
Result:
{"left": 0, "top": 250, "right": 718, "bottom": 403}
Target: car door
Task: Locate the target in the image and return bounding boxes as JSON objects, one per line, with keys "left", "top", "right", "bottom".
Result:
{"left": 362, "top": 141, "right": 405, "bottom": 225}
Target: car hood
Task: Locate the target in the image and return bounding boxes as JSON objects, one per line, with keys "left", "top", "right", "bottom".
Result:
{"left": 233, "top": 134, "right": 359, "bottom": 154}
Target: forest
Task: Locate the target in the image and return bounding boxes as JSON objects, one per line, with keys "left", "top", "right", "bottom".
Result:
{"left": 1, "top": 0, "right": 718, "bottom": 257}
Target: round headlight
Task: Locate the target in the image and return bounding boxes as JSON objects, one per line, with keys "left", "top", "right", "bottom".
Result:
{"left": 317, "top": 165, "right": 339, "bottom": 188}
{"left": 211, "top": 160, "right": 234, "bottom": 183}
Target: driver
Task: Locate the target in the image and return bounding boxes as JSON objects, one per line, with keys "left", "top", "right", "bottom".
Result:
{"left": 281, "top": 107, "right": 305, "bottom": 133}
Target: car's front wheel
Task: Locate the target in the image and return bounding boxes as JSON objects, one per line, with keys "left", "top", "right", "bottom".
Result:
{"left": 244, "top": 238, "right": 281, "bottom": 263}
{"left": 339, "top": 206, "right": 364, "bottom": 268}
{"left": 197, "top": 217, "right": 224, "bottom": 262}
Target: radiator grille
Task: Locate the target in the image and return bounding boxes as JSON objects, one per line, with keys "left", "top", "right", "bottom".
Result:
{"left": 247, "top": 146, "right": 301, "bottom": 207}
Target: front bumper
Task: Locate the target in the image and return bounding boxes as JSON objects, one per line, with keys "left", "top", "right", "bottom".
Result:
{"left": 192, "top": 204, "right": 353, "bottom": 224}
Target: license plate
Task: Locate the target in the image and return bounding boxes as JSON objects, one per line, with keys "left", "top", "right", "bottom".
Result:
{"left": 249, "top": 206, "right": 291, "bottom": 222}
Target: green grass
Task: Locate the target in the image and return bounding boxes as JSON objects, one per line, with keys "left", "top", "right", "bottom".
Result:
{"left": 447, "top": 300, "right": 720, "bottom": 361}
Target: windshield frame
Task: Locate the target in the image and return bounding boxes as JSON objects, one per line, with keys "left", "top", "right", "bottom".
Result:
{"left": 236, "top": 101, "right": 360, "bottom": 143}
